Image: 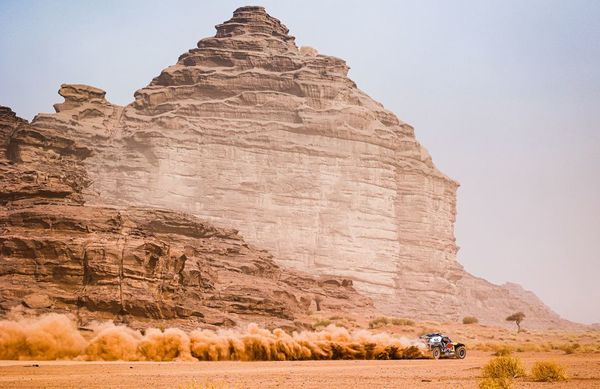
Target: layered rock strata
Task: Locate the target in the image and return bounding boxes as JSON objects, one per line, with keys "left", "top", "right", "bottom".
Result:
{"left": 1, "top": 6, "right": 572, "bottom": 328}
{"left": 0, "top": 107, "right": 371, "bottom": 329}
{"left": 34, "top": 7, "right": 463, "bottom": 310}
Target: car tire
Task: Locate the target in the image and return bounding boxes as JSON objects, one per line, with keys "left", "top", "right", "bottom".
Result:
{"left": 432, "top": 347, "right": 441, "bottom": 360}
{"left": 455, "top": 346, "right": 466, "bottom": 359}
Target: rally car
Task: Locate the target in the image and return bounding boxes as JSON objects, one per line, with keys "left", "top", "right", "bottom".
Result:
{"left": 420, "top": 333, "right": 466, "bottom": 359}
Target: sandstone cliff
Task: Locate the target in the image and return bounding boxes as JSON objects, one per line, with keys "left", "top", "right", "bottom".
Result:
{"left": 0, "top": 106, "right": 371, "bottom": 329}
{"left": 1, "top": 6, "right": 573, "bottom": 329}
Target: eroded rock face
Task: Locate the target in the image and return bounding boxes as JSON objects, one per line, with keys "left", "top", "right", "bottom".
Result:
{"left": 0, "top": 106, "right": 90, "bottom": 207}
{"left": 0, "top": 107, "right": 371, "bottom": 329}
{"left": 33, "top": 6, "right": 461, "bottom": 309}
{"left": 1, "top": 6, "right": 574, "bottom": 328}
{"left": 0, "top": 204, "right": 370, "bottom": 329}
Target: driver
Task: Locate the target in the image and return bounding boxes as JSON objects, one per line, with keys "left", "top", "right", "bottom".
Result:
{"left": 442, "top": 336, "right": 452, "bottom": 350}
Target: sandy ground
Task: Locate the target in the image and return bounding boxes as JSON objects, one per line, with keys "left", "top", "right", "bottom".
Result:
{"left": 1, "top": 352, "right": 599, "bottom": 389}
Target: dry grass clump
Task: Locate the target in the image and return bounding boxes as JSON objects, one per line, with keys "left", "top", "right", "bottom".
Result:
{"left": 325, "top": 315, "right": 356, "bottom": 329}
{"left": 473, "top": 342, "right": 550, "bottom": 353}
{"left": 369, "top": 317, "right": 415, "bottom": 329}
{"left": 390, "top": 318, "right": 415, "bottom": 326}
{"left": 313, "top": 315, "right": 357, "bottom": 329}
{"left": 561, "top": 344, "right": 577, "bottom": 354}
{"left": 463, "top": 316, "right": 479, "bottom": 324}
{"left": 313, "top": 319, "right": 332, "bottom": 329}
{"left": 479, "top": 356, "right": 567, "bottom": 388}
{"left": 369, "top": 317, "right": 389, "bottom": 329}
{"left": 554, "top": 342, "right": 583, "bottom": 354}
{"left": 493, "top": 345, "right": 513, "bottom": 356}
{"left": 481, "top": 356, "right": 525, "bottom": 379}
{"left": 478, "top": 377, "right": 512, "bottom": 389}
{"left": 530, "top": 360, "right": 567, "bottom": 382}
{"left": 479, "top": 355, "right": 525, "bottom": 389}
{"left": 540, "top": 341, "right": 600, "bottom": 354}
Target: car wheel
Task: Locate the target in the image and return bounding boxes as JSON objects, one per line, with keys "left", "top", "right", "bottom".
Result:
{"left": 432, "top": 347, "right": 441, "bottom": 360}
{"left": 455, "top": 346, "right": 466, "bottom": 359}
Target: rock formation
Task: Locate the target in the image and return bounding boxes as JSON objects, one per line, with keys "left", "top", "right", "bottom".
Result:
{"left": 0, "top": 106, "right": 371, "bottom": 330}
{"left": 0, "top": 6, "right": 573, "bottom": 328}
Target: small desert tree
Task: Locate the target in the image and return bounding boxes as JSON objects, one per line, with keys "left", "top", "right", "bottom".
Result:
{"left": 506, "top": 312, "right": 525, "bottom": 332}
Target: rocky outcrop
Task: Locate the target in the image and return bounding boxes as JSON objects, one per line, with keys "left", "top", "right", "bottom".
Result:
{"left": 0, "top": 204, "right": 370, "bottom": 330}
{"left": 0, "top": 106, "right": 90, "bottom": 207}
{"left": 1, "top": 6, "right": 575, "bottom": 328}
{"left": 0, "top": 107, "right": 371, "bottom": 330}
{"left": 33, "top": 6, "right": 462, "bottom": 311}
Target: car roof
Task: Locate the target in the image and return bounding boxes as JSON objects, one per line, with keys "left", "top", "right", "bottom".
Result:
{"left": 421, "top": 333, "right": 443, "bottom": 337}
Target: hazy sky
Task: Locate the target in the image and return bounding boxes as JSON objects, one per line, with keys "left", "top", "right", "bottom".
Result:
{"left": 1, "top": 1, "right": 599, "bottom": 324}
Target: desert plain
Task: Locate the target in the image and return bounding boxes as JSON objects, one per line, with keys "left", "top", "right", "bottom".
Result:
{"left": 1, "top": 4, "right": 599, "bottom": 389}
{"left": 1, "top": 317, "right": 600, "bottom": 388}
{"left": 1, "top": 351, "right": 599, "bottom": 389}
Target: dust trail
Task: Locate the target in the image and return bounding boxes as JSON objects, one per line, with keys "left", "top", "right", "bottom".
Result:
{"left": 0, "top": 313, "right": 86, "bottom": 360}
{"left": 0, "top": 314, "right": 424, "bottom": 361}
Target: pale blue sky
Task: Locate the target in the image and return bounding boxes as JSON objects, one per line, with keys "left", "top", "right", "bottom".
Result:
{"left": 1, "top": 1, "right": 599, "bottom": 323}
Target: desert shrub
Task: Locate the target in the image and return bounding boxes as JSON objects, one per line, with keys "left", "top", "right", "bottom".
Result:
{"left": 313, "top": 319, "right": 331, "bottom": 328}
{"left": 538, "top": 342, "right": 551, "bottom": 352}
{"left": 480, "top": 342, "right": 550, "bottom": 353}
{"left": 391, "top": 318, "right": 415, "bottom": 326}
{"left": 463, "top": 316, "right": 479, "bottom": 324}
{"left": 557, "top": 343, "right": 579, "bottom": 354}
{"left": 329, "top": 315, "right": 357, "bottom": 322}
{"left": 531, "top": 361, "right": 567, "bottom": 382}
{"left": 482, "top": 356, "right": 525, "bottom": 379}
{"left": 478, "top": 377, "right": 512, "bottom": 389}
{"left": 369, "top": 317, "right": 389, "bottom": 329}
{"left": 493, "top": 345, "right": 513, "bottom": 356}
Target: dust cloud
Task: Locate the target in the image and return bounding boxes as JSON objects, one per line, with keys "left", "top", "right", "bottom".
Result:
{"left": 0, "top": 314, "right": 424, "bottom": 361}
